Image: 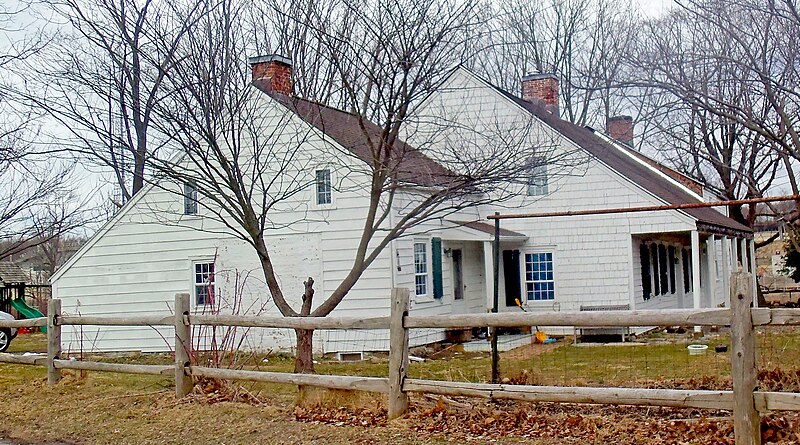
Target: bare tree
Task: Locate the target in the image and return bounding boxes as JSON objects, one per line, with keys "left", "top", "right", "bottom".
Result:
{"left": 15, "top": 0, "right": 203, "bottom": 204}
{"left": 626, "top": 0, "right": 800, "bottom": 229}
{"left": 481, "top": 0, "right": 638, "bottom": 127}
{"left": 144, "top": 0, "right": 565, "bottom": 373}
{"left": 0, "top": 1, "right": 88, "bottom": 261}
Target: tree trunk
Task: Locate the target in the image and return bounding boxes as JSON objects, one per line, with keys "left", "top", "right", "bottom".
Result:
{"left": 294, "top": 328, "right": 315, "bottom": 374}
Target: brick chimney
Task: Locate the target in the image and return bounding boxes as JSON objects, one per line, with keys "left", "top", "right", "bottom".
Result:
{"left": 248, "top": 54, "right": 293, "bottom": 96}
{"left": 607, "top": 115, "right": 634, "bottom": 146}
{"left": 521, "top": 73, "right": 559, "bottom": 115}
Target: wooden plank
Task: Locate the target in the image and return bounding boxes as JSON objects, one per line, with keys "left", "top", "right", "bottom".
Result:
{"left": 405, "top": 309, "right": 731, "bottom": 329}
{"left": 388, "top": 288, "right": 410, "bottom": 420}
{"left": 403, "top": 379, "right": 734, "bottom": 409}
{"left": 0, "top": 352, "right": 47, "bottom": 366}
{"left": 189, "top": 366, "right": 390, "bottom": 394}
{"left": 750, "top": 309, "right": 772, "bottom": 326}
{"left": 54, "top": 359, "right": 173, "bottom": 375}
{"left": 766, "top": 309, "right": 800, "bottom": 325}
{"left": 59, "top": 314, "right": 174, "bottom": 326}
{"left": 189, "top": 314, "right": 390, "bottom": 330}
{"left": 0, "top": 318, "right": 47, "bottom": 328}
{"left": 47, "top": 299, "right": 61, "bottom": 385}
{"left": 730, "top": 272, "right": 761, "bottom": 445}
{"left": 755, "top": 392, "right": 800, "bottom": 411}
{"left": 174, "top": 293, "right": 193, "bottom": 398}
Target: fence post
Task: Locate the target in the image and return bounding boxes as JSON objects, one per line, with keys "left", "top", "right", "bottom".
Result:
{"left": 47, "top": 299, "right": 62, "bottom": 385}
{"left": 174, "top": 293, "right": 193, "bottom": 399}
{"left": 388, "top": 287, "right": 410, "bottom": 420}
{"left": 730, "top": 271, "right": 761, "bottom": 445}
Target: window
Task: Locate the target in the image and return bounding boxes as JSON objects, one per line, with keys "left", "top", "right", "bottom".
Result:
{"left": 194, "top": 262, "right": 215, "bottom": 306}
{"left": 414, "top": 242, "right": 429, "bottom": 297}
{"left": 526, "top": 160, "right": 548, "bottom": 196}
{"left": 315, "top": 169, "right": 332, "bottom": 205}
{"left": 524, "top": 252, "right": 554, "bottom": 301}
{"left": 184, "top": 181, "right": 198, "bottom": 215}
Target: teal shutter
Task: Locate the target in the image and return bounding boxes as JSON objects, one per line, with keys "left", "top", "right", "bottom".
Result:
{"left": 432, "top": 237, "right": 443, "bottom": 299}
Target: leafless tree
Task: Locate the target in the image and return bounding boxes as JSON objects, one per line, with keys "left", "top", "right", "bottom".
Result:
{"left": 0, "top": 1, "right": 88, "bottom": 262}
{"left": 626, "top": 0, "right": 800, "bottom": 231}
{"left": 146, "top": 0, "right": 567, "bottom": 373}
{"left": 480, "top": 0, "right": 638, "bottom": 127}
{"left": 15, "top": 0, "right": 204, "bottom": 204}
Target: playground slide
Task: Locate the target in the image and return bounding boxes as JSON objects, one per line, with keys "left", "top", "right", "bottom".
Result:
{"left": 10, "top": 297, "right": 47, "bottom": 332}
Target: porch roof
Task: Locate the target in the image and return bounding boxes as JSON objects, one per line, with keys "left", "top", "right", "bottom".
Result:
{"left": 441, "top": 220, "right": 529, "bottom": 242}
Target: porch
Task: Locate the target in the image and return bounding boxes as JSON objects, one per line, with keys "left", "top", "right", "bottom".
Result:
{"left": 633, "top": 227, "right": 756, "bottom": 311}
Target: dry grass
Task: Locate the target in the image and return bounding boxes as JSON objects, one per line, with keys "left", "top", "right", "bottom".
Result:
{"left": 2, "top": 329, "right": 800, "bottom": 444}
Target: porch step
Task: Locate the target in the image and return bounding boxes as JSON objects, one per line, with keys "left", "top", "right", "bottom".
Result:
{"left": 462, "top": 334, "right": 533, "bottom": 352}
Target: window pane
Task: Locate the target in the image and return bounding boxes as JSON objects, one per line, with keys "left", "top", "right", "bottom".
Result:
{"left": 194, "top": 262, "right": 215, "bottom": 305}
{"left": 414, "top": 242, "right": 428, "bottom": 296}
{"left": 526, "top": 159, "right": 548, "bottom": 196}
{"left": 524, "top": 252, "right": 554, "bottom": 301}
{"left": 316, "top": 169, "right": 332, "bottom": 205}
{"left": 184, "top": 181, "right": 198, "bottom": 215}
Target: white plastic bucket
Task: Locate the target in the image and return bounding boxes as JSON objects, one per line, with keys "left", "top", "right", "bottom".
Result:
{"left": 687, "top": 344, "right": 709, "bottom": 355}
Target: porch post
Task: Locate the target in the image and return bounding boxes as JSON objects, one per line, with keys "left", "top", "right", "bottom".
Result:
{"left": 722, "top": 236, "right": 731, "bottom": 307}
{"left": 483, "top": 241, "right": 494, "bottom": 311}
{"left": 706, "top": 235, "right": 717, "bottom": 308}
{"left": 748, "top": 238, "right": 758, "bottom": 307}
{"left": 691, "top": 230, "right": 702, "bottom": 313}
{"left": 739, "top": 238, "right": 747, "bottom": 270}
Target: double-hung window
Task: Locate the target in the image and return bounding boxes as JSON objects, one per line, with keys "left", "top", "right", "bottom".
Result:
{"left": 316, "top": 169, "right": 332, "bottom": 205}
{"left": 194, "top": 262, "right": 215, "bottom": 306}
{"left": 414, "top": 242, "right": 429, "bottom": 297}
{"left": 527, "top": 159, "right": 548, "bottom": 196}
{"left": 524, "top": 252, "right": 555, "bottom": 301}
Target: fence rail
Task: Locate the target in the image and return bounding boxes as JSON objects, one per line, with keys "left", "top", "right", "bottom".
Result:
{"left": 1, "top": 273, "right": 798, "bottom": 445}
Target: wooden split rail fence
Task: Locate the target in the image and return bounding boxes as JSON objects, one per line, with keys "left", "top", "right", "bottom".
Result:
{"left": 0, "top": 273, "right": 799, "bottom": 445}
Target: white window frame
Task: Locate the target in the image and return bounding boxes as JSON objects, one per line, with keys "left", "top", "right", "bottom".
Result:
{"left": 191, "top": 260, "right": 216, "bottom": 307}
{"left": 413, "top": 240, "right": 431, "bottom": 299}
{"left": 314, "top": 167, "right": 334, "bottom": 207}
{"left": 526, "top": 159, "right": 548, "bottom": 196}
{"left": 521, "top": 250, "right": 556, "bottom": 302}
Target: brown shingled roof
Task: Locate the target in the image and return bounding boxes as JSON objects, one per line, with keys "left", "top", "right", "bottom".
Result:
{"left": 0, "top": 262, "right": 28, "bottom": 285}
{"left": 493, "top": 87, "right": 751, "bottom": 235}
{"left": 258, "top": 86, "right": 457, "bottom": 188}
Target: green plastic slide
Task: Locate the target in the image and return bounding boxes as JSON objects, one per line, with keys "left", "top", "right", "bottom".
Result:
{"left": 10, "top": 297, "right": 47, "bottom": 332}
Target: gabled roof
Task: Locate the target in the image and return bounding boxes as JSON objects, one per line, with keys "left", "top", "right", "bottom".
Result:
{"left": 257, "top": 86, "right": 457, "bottom": 188}
{"left": 0, "top": 262, "right": 28, "bottom": 285}
{"left": 490, "top": 85, "right": 751, "bottom": 235}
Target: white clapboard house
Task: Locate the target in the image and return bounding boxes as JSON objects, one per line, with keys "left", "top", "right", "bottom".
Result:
{"left": 51, "top": 56, "right": 754, "bottom": 354}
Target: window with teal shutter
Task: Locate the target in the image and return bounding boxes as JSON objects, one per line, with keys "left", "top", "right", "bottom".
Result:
{"left": 431, "top": 237, "right": 443, "bottom": 299}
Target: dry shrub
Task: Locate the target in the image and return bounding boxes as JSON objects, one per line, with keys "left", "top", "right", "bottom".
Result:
{"left": 187, "top": 376, "right": 262, "bottom": 405}
{"left": 294, "top": 389, "right": 387, "bottom": 427}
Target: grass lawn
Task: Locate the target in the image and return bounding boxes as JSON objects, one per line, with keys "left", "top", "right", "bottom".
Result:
{"left": 1, "top": 328, "right": 798, "bottom": 444}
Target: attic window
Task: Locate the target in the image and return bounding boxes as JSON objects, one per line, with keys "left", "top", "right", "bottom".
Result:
{"left": 316, "top": 169, "right": 332, "bottom": 205}
{"left": 526, "top": 159, "right": 548, "bottom": 196}
{"left": 184, "top": 181, "right": 198, "bottom": 215}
